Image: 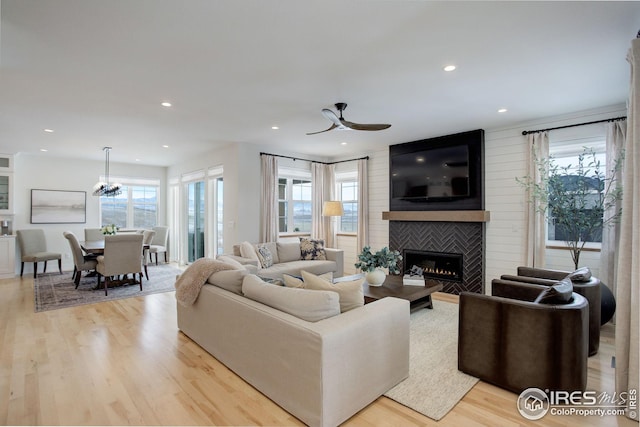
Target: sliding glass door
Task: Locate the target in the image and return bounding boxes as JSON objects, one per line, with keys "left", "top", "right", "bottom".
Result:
{"left": 186, "top": 181, "right": 205, "bottom": 263}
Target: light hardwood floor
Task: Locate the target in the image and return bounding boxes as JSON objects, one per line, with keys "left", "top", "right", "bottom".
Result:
{"left": 0, "top": 273, "right": 635, "bottom": 426}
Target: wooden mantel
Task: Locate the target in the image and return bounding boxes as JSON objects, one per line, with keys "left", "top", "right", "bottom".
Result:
{"left": 382, "top": 210, "right": 490, "bottom": 223}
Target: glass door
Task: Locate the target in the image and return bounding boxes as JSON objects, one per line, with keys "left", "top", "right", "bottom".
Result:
{"left": 187, "top": 181, "right": 205, "bottom": 263}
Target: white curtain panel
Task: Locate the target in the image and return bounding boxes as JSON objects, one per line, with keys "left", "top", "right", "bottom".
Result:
{"left": 525, "top": 131, "right": 549, "bottom": 267}
{"left": 260, "top": 154, "right": 279, "bottom": 243}
{"left": 311, "top": 163, "right": 326, "bottom": 242}
{"left": 615, "top": 38, "right": 639, "bottom": 422}
{"left": 357, "top": 158, "right": 369, "bottom": 253}
{"left": 325, "top": 164, "right": 336, "bottom": 248}
{"left": 600, "top": 120, "right": 626, "bottom": 297}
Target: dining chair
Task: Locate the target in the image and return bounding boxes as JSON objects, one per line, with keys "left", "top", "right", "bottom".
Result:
{"left": 16, "top": 229, "right": 62, "bottom": 279}
{"left": 63, "top": 231, "right": 98, "bottom": 287}
{"left": 84, "top": 228, "right": 105, "bottom": 241}
{"left": 95, "top": 234, "right": 144, "bottom": 296}
{"left": 149, "top": 226, "right": 169, "bottom": 265}
{"left": 141, "top": 229, "right": 156, "bottom": 279}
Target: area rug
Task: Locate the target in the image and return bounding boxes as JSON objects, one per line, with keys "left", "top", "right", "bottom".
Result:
{"left": 34, "top": 264, "right": 183, "bottom": 312}
{"left": 384, "top": 301, "right": 479, "bottom": 421}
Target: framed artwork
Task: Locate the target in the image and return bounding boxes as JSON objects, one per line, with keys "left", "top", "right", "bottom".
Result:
{"left": 30, "top": 189, "right": 87, "bottom": 224}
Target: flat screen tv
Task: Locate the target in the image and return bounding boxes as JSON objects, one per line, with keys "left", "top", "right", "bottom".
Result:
{"left": 389, "top": 129, "right": 484, "bottom": 211}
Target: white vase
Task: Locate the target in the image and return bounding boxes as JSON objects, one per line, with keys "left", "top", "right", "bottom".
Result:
{"left": 365, "top": 268, "right": 386, "bottom": 286}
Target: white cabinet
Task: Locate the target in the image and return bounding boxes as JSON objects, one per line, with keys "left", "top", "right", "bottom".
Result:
{"left": 0, "top": 236, "right": 16, "bottom": 279}
{"left": 0, "top": 155, "right": 14, "bottom": 214}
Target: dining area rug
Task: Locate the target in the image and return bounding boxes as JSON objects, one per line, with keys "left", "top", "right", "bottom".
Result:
{"left": 33, "top": 263, "right": 184, "bottom": 312}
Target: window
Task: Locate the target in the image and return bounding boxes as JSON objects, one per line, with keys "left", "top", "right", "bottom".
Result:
{"left": 100, "top": 179, "right": 159, "bottom": 228}
{"left": 547, "top": 139, "right": 606, "bottom": 244}
{"left": 278, "top": 177, "right": 312, "bottom": 233}
{"left": 338, "top": 181, "right": 358, "bottom": 233}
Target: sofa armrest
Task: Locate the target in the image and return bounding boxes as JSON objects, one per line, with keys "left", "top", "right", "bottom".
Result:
{"left": 325, "top": 248, "right": 344, "bottom": 278}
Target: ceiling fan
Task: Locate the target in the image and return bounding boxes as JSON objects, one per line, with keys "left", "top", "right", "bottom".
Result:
{"left": 306, "top": 103, "right": 391, "bottom": 135}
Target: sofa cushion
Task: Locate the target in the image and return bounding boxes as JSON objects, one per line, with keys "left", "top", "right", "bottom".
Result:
{"left": 216, "top": 255, "right": 244, "bottom": 269}
{"left": 299, "top": 238, "right": 326, "bottom": 260}
{"left": 534, "top": 277, "right": 574, "bottom": 304}
{"left": 255, "top": 244, "right": 274, "bottom": 268}
{"left": 256, "top": 260, "right": 338, "bottom": 280}
{"left": 301, "top": 270, "right": 364, "bottom": 313}
{"left": 208, "top": 268, "right": 248, "bottom": 295}
{"left": 242, "top": 274, "right": 340, "bottom": 322}
{"left": 239, "top": 241, "right": 260, "bottom": 263}
{"left": 283, "top": 271, "right": 333, "bottom": 288}
{"left": 277, "top": 242, "right": 301, "bottom": 263}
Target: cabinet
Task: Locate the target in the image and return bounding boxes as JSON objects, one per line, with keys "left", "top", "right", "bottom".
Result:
{"left": 0, "top": 236, "right": 16, "bottom": 279}
{"left": 0, "top": 155, "right": 14, "bottom": 214}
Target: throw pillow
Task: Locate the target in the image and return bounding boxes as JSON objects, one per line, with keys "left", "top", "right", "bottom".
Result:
{"left": 216, "top": 255, "right": 244, "bottom": 269}
{"left": 239, "top": 241, "right": 260, "bottom": 263}
{"left": 241, "top": 275, "right": 340, "bottom": 322}
{"left": 534, "top": 277, "right": 574, "bottom": 304}
{"left": 255, "top": 244, "right": 274, "bottom": 268}
{"left": 301, "top": 270, "right": 364, "bottom": 312}
{"left": 277, "top": 242, "right": 302, "bottom": 263}
{"left": 299, "top": 237, "right": 326, "bottom": 260}
{"left": 208, "top": 269, "right": 248, "bottom": 295}
{"left": 283, "top": 271, "right": 333, "bottom": 289}
{"left": 568, "top": 267, "right": 592, "bottom": 282}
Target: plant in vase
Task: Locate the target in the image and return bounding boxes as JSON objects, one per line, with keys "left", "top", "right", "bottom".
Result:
{"left": 354, "top": 246, "right": 402, "bottom": 286}
{"left": 101, "top": 224, "right": 119, "bottom": 236}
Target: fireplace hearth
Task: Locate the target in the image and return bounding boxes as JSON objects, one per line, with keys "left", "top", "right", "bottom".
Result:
{"left": 404, "top": 249, "right": 463, "bottom": 282}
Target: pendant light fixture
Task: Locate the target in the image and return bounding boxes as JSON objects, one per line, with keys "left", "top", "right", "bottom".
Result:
{"left": 93, "top": 146, "right": 122, "bottom": 196}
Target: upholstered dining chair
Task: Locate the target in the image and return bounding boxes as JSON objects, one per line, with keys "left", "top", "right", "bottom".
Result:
{"left": 149, "top": 226, "right": 169, "bottom": 265}
{"left": 16, "top": 229, "right": 62, "bottom": 279}
{"left": 95, "top": 234, "right": 144, "bottom": 296}
{"left": 141, "top": 229, "right": 155, "bottom": 279}
{"left": 63, "top": 231, "right": 97, "bottom": 287}
{"left": 84, "top": 228, "right": 104, "bottom": 241}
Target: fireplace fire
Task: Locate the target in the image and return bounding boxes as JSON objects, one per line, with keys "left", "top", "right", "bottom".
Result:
{"left": 403, "top": 249, "right": 463, "bottom": 282}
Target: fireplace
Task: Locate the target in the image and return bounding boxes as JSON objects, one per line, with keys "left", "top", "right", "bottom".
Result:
{"left": 404, "top": 250, "right": 463, "bottom": 282}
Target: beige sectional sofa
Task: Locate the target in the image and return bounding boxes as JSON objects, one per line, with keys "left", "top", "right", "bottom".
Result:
{"left": 176, "top": 271, "right": 410, "bottom": 427}
{"left": 227, "top": 241, "right": 344, "bottom": 280}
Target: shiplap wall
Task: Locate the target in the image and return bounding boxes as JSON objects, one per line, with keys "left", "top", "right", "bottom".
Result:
{"left": 345, "top": 104, "right": 626, "bottom": 293}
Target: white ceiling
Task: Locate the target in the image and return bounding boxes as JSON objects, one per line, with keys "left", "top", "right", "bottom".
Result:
{"left": 1, "top": 0, "right": 638, "bottom": 167}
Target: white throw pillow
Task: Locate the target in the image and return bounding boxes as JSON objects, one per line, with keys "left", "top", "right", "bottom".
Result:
{"left": 283, "top": 271, "right": 334, "bottom": 289}
{"left": 216, "top": 255, "right": 244, "bottom": 269}
{"left": 239, "top": 241, "right": 260, "bottom": 263}
{"left": 301, "top": 270, "right": 364, "bottom": 313}
{"left": 242, "top": 275, "right": 340, "bottom": 322}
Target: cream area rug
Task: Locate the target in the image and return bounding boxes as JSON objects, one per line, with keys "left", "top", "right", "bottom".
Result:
{"left": 33, "top": 264, "right": 183, "bottom": 312}
{"left": 384, "top": 300, "right": 479, "bottom": 421}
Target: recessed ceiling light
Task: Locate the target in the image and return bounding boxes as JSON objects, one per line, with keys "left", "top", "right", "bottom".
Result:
{"left": 443, "top": 65, "right": 456, "bottom": 72}
{"left": 271, "top": 126, "right": 279, "bottom": 130}
{"left": 498, "top": 108, "right": 508, "bottom": 113}
{"left": 135, "top": 159, "right": 141, "bottom": 162}
{"left": 341, "top": 142, "right": 347, "bottom": 146}
{"left": 40, "top": 148, "right": 48, "bottom": 152}
{"left": 161, "top": 101, "right": 172, "bottom": 107}
{"left": 162, "top": 145, "right": 169, "bottom": 148}
{"left": 43, "top": 128, "right": 54, "bottom": 133}
{"left": 416, "top": 157, "right": 425, "bottom": 163}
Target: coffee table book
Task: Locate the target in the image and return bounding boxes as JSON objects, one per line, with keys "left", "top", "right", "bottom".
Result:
{"left": 403, "top": 274, "right": 425, "bottom": 286}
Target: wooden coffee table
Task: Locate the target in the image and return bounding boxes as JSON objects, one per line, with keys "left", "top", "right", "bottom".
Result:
{"left": 336, "top": 274, "right": 443, "bottom": 311}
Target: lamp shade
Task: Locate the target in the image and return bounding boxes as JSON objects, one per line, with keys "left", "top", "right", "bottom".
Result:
{"left": 322, "top": 201, "right": 344, "bottom": 217}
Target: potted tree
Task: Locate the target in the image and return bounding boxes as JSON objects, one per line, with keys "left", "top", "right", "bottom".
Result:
{"left": 354, "top": 246, "right": 402, "bottom": 286}
{"left": 518, "top": 147, "right": 623, "bottom": 269}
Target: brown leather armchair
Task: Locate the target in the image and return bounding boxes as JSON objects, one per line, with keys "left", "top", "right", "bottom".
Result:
{"left": 458, "top": 279, "right": 589, "bottom": 394}
{"left": 500, "top": 266, "right": 601, "bottom": 356}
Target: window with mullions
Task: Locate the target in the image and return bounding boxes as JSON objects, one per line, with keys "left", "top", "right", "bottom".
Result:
{"left": 101, "top": 184, "right": 158, "bottom": 229}
{"left": 547, "top": 141, "right": 606, "bottom": 244}
{"left": 338, "top": 181, "right": 358, "bottom": 233}
{"left": 278, "top": 177, "right": 312, "bottom": 233}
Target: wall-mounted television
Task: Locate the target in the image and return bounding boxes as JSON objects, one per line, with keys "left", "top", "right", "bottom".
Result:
{"left": 389, "top": 129, "right": 484, "bottom": 211}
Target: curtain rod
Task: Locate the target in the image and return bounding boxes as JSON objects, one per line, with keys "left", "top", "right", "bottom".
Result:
{"left": 259, "top": 152, "right": 369, "bottom": 165}
{"left": 521, "top": 116, "right": 626, "bottom": 136}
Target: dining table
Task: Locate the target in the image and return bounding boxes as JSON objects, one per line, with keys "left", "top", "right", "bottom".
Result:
{"left": 80, "top": 240, "right": 151, "bottom": 280}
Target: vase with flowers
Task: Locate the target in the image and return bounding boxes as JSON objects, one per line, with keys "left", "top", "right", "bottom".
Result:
{"left": 101, "top": 224, "right": 118, "bottom": 236}
{"left": 354, "top": 246, "right": 402, "bottom": 286}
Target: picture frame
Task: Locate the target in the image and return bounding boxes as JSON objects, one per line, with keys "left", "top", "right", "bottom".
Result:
{"left": 30, "top": 189, "right": 87, "bottom": 224}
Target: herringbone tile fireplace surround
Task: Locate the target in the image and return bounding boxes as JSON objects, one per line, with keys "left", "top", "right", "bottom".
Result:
{"left": 389, "top": 220, "right": 484, "bottom": 294}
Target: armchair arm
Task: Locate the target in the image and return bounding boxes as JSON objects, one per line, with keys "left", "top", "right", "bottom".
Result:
{"left": 491, "top": 278, "right": 545, "bottom": 302}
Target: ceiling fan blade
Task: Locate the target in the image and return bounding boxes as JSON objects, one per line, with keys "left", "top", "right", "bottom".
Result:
{"left": 306, "top": 123, "right": 338, "bottom": 135}
{"left": 321, "top": 108, "right": 343, "bottom": 127}
{"left": 341, "top": 120, "right": 391, "bottom": 131}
